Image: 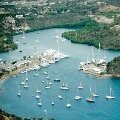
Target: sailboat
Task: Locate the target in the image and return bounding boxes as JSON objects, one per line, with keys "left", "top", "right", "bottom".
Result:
{"left": 58, "top": 95, "right": 62, "bottom": 99}
{"left": 24, "top": 81, "right": 28, "bottom": 88}
{"left": 86, "top": 87, "right": 95, "bottom": 103}
{"left": 60, "top": 82, "right": 69, "bottom": 90}
{"left": 22, "top": 31, "right": 25, "bottom": 39}
{"left": 77, "top": 82, "right": 83, "bottom": 89}
{"left": 66, "top": 98, "right": 71, "bottom": 108}
{"left": 36, "top": 92, "right": 40, "bottom": 99}
{"left": 106, "top": 86, "right": 115, "bottom": 99}
{"left": 38, "top": 99, "right": 42, "bottom": 106}
{"left": 45, "top": 81, "right": 50, "bottom": 89}
{"left": 36, "top": 81, "right": 41, "bottom": 93}
{"left": 52, "top": 100, "right": 55, "bottom": 105}
{"left": 44, "top": 71, "right": 48, "bottom": 75}
{"left": 54, "top": 75, "right": 60, "bottom": 82}
{"left": 25, "top": 71, "right": 28, "bottom": 81}
{"left": 46, "top": 76, "right": 50, "bottom": 80}
{"left": 74, "top": 89, "right": 82, "bottom": 100}
{"left": 48, "top": 81, "right": 53, "bottom": 85}
{"left": 34, "top": 69, "right": 39, "bottom": 76}
{"left": 17, "top": 85, "right": 21, "bottom": 96}
{"left": 92, "top": 87, "right": 99, "bottom": 97}
{"left": 20, "top": 79, "right": 25, "bottom": 85}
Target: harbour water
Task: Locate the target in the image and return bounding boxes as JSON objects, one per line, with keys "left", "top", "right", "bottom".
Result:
{"left": 0, "top": 28, "right": 120, "bottom": 120}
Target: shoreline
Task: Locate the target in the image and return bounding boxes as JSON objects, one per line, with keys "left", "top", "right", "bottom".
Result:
{"left": 0, "top": 49, "right": 69, "bottom": 82}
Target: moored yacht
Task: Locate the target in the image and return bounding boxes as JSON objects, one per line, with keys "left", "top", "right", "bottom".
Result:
{"left": 60, "top": 82, "right": 69, "bottom": 90}
{"left": 54, "top": 75, "right": 60, "bottom": 82}
{"left": 38, "top": 99, "right": 42, "bottom": 106}
{"left": 58, "top": 95, "right": 62, "bottom": 99}
{"left": 106, "top": 86, "right": 115, "bottom": 99}
{"left": 66, "top": 98, "right": 71, "bottom": 108}
{"left": 77, "top": 82, "right": 83, "bottom": 89}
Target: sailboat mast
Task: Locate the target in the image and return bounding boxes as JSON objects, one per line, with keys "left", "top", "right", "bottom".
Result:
{"left": 98, "top": 43, "right": 101, "bottom": 61}
{"left": 92, "top": 47, "right": 94, "bottom": 60}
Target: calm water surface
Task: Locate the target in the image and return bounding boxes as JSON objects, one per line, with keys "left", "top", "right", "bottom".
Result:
{"left": 0, "top": 28, "right": 120, "bottom": 120}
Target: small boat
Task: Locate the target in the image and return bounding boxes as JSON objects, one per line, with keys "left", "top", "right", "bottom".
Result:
{"left": 92, "top": 87, "right": 99, "bottom": 97}
{"left": 77, "top": 82, "right": 83, "bottom": 89}
{"left": 24, "top": 82, "right": 28, "bottom": 88}
{"left": 34, "top": 70, "right": 39, "bottom": 76}
{"left": 38, "top": 99, "right": 42, "bottom": 106}
{"left": 17, "top": 90, "right": 21, "bottom": 96}
{"left": 44, "top": 71, "right": 48, "bottom": 75}
{"left": 36, "top": 90, "right": 41, "bottom": 93}
{"left": 34, "top": 73, "right": 39, "bottom": 76}
{"left": 46, "top": 76, "right": 50, "bottom": 80}
{"left": 25, "top": 72, "right": 28, "bottom": 81}
{"left": 49, "top": 81, "right": 53, "bottom": 85}
{"left": 52, "top": 100, "right": 55, "bottom": 105}
{"left": 41, "top": 80, "right": 45, "bottom": 83}
{"left": 20, "top": 81, "right": 25, "bottom": 85}
{"left": 17, "top": 85, "right": 21, "bottom": 96}
{"left": 54, "top": 75, "right": 60, "bottom": 82}
{"left": 58, "top": 95, "right": 62, "bottom": 99}
{"left": 86, "top": 97, "right": 95, "bottom": 102}
{"left": 36, "top": 95, "right": 40, "bottom": 99}
{"left": 74, "top": 90, "right": 82, "bottom": 100}
{"left": 66, "top": 98, "right": 71, "bottom": 108}
{"left": 86, "top": 87, "right": 95, "bottom": 103}
{"left": 45, "top": 86, "right": 50, "bottom": 89}
{"left": 60, "top": 82, "right": 69, "bottom": 90}
{"left": 106, "top": 86, "right": 115, "bottom": 99}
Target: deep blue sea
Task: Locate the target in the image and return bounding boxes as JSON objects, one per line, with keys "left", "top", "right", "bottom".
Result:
{"left": 0, "top": 28, "right": 120, "bottom": 120}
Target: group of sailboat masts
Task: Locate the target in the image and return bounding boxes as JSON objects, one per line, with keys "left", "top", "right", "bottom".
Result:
{"left": 17, "top": 72, "right": 115, "bottom": 106}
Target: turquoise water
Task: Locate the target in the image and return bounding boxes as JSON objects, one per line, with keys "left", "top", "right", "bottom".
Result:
{"left": 0, "top": 28, "right": 120, "bottom": 120}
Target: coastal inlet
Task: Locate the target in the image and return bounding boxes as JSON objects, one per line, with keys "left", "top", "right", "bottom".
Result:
{"left": 0, "top": 29, "right": 120, "bottom": 120}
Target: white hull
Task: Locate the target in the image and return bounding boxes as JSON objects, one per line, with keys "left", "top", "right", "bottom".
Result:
{"left": 66, "top": 104, "right": 71, "bottom": 108}
{"left": 106, "top": 96, "right": 115, "bottom": 99}
{"left": 74, "top": 96, "right": 82, "bottom": 100}
{"left": 58, "top": 95, "right": 62, "bottom": 99}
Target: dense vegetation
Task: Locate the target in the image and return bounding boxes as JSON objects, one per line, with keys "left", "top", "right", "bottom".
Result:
{"left": 0, "top": 109, "right": 55, "bottom": 120}
{"left": 0, "top": 12, "right": 18, "bottom": 52}
{"left": 62, "top": 22, "right": 120, "bottom": 50}
{"left": 107, "top": 56, "right": 120, "bottom": 77}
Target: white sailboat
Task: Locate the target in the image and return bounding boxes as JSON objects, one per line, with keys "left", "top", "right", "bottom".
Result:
{"left": 45, "top": 86, "right": 50, "bottom": 89}
{"left": 20, "top": 79, "right": 25, "bottom": 85}
{"left": 24, "top": 81, "right": 28, "bottom": 88}
{"left": 52, "top": 100, "right": 55, "bottom": 105}
{"left": 36, "top": 81, "right": 41, "bottom": 93}
{"left": 34, "top": 69, "right": 39, "bottom": 76}
{"left": 86, "top": 87, "right": 95, "bottom": 103}
{"left": 45, "top": 81, "right": 50, "bottom": 89}
{"left": 92, "top": 87, "right": 99, "bottom": 97}
{"left": 49, "top": 81, "right": 53, "bottom": 85}
{"left": 38, "top": 99, "right": 42, "bottom": 106}
{"left": 36, "top": 92, "right": 40, "bottom": 99}
{"left": 60, "top": 78, "right": 69, "bottom": 90}
{"left": 46, "top": 76, "right": 50, "bottom": 80}
{"left": 44, "top": 71, "right": 48, "bottom": 75}
{"left": 74, "top": 89, "right": 82, "bottom": 100}
{"left": 25, "top": 71, "right": 28, "bottom": 81}
{"left": 54, "top": 75, "right": 60, "bottom": 82}
{"left": 66, "top": 98, "right": 71, "bottom": 108}
{"left": 77, "top": 82, "right": 83, "bottom": 89}
{"left": 22, "top": 31, "right": 25, "bottom": 39}
{"left": 58, "top": 95, "right": 62, "bottom": 99}
{"left": 17, "top": 85, "right": 21, "bottom": 96}
{"left": 106, "top": 86, "right": 115, "bottom": 99}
